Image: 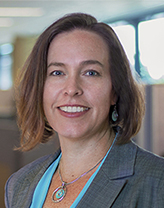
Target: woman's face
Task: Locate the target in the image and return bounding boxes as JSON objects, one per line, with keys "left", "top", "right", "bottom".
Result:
{"left": 43, "top": 29, "right": 115, "bottom": 140}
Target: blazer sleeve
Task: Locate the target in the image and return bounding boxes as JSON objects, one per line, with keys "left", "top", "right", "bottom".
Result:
{"left": 157, "top": 171, "right": 164, "bottom": 207}
{"left": 4, "top": 173, "right": 15, "bottom": 208}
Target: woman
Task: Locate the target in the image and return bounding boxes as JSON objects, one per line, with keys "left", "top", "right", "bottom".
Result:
{"left": 5, "top": 13, "right": 164, "bottom": 208}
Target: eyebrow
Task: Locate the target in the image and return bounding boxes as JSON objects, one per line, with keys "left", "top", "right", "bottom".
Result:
{"left": 80, "top": 60, "right": 104, "bottom": 68}
{"left": 47, "top": 62, "right": 65, "bottom": 68}
{"left": 47, "top": 60, "right": 104, "bottom": 69}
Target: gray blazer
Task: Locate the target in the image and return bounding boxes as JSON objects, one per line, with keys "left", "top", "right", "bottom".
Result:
{"left": 5, "top": 141, "right": 164, "bottom": 208}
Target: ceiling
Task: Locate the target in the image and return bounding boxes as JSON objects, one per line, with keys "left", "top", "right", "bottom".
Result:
{"left": 0, "top": 0, "right": 164, "bottom": 44}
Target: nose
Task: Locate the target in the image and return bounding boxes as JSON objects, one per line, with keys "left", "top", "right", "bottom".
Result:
{"left": 64, "top": 76, "right": 83, "bottom": 97}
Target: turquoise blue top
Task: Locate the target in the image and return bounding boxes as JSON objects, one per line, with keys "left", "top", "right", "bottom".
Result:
{"left": 30, "top": 133, "right": 117, "bottom": 208}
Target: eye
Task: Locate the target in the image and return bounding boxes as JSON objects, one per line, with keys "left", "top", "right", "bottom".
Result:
{"left": 85, "top": 70, "right": 100, "bottom": 76}
{"left": 50, "top": 70, "right": 64, "bottom": 76}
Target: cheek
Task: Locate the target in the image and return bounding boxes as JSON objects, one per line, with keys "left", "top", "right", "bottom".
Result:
{"left": 43, "top": 80, "right": 57, "bottom": 100}
{"left": 95, "top": 83, "right": 113, "bottom": 105}
{"left": 43, "top": 81, "right": 63, "bottom": 114}
{"left": 88, "top": 83, "right": 113, "bottom": 117}
{"left": 43, "top": 82, "right": 54, "bottom": 111}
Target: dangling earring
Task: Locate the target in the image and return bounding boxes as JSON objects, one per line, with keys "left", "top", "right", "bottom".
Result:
{"left": 112, "top": 105, "right": 118, "bottom": 122}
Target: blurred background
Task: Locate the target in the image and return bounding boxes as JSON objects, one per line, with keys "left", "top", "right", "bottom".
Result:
{"left": 0, "top": 0, "right": 164, "bottom": 207}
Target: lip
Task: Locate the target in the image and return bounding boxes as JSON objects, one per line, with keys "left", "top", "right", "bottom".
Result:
{"left": 57, "top": 104, "right": 90, "bottom": 118}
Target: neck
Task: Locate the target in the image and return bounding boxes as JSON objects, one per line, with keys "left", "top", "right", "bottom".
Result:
{"left": 58, "top": 128, "right": 115, "bottom": 181}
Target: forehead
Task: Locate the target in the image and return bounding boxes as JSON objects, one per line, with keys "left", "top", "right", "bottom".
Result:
{"left": 52, "top": 29, "right": 106, "bottom": 44}
{"left": 48, "top": 29, "right": 109, "bottom": 61}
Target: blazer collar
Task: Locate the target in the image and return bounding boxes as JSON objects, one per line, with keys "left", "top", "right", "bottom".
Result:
{"left": 103, "top": 140, "right": 137, "bottom": 179}
{"left": 77, "top": 141, "right": 137, "bottom": 208}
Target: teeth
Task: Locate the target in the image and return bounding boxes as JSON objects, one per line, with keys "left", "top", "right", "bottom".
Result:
{"left": 60, "top": 106, "right": 88, "bottom": 113}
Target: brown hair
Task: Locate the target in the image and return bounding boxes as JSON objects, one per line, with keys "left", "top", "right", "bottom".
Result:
{"left": 15, "top": 13, "right": 145, "bottom": 151}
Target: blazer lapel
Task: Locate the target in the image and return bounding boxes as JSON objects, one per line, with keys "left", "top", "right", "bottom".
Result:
{"left": 77, "top": 141, "right": 137, "bottom": 208}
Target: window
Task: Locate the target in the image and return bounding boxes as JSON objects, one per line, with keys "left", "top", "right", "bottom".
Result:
{"left": 112, "top": 22, "right": 135, "bottom": 67}
{"left": 109, "top": 12, "right": 164, "bottom": 84}
{"left": 139, "top": 17, "right": 164, "bottom": 83}
{"left": 111, "top": 22, "right": 137, "bottom": 78}
{"left": 0, "top": 43, "right": 13, "bottom": 90}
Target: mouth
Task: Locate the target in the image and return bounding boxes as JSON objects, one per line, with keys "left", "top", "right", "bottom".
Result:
{"left": 58, "top": 106, "right": 89, "bottom": 113}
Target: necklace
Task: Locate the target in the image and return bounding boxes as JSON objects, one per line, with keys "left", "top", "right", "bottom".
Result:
{"left": 51, "top": 157, "right": 103, "bottom": 203}
{"left": 51, "top": 132, "right": 118, "bottom": 203}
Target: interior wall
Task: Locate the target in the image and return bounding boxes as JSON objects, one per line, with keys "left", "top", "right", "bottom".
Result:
{"left": 0, "top": 36, "right": 37, "bottom": 118}
{"left": 152, "top": 85, "right": 164, "bottom": 156}
{"left": 0, "top": 118, "right": 21, "bottom": 208}
{"left": 13, "top": 36, "right": 37, "bottom": 82}
{"left": 136, "top": 84, "right": 164, "bottom": 156}
{"left": 0, "top": 89, "right": 15, "bottom": 117}
{"left": 0, "top": 35, "right": 38, "bottom": 208}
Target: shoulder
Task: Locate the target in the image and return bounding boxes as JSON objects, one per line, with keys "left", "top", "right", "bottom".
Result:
{"left": 109, "top": 142, "right": 164, "bottom": 207}
{"left": 5, "top": 149, "right": 61, "bottom": 208}
{"left": 133, "top": 141, "right": 164, "bottom": 172}
{"left": 116, "top": 141, "right": 164, "bottom": 184}
{"left": 10, "top": 149, "right": 60, "bottom": 182}
{"left": 130, "top": 141, "right": 164, "bottom": 190}
{"left": 131, "top": 142, "right": 164, "bottom": 205}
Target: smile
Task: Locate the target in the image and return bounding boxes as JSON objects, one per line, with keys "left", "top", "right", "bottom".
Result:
{"left": 59, "top": 106, "right": 89, "bottom": 113}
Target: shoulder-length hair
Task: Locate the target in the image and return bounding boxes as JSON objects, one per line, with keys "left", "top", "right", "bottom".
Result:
{"left": 15, "top": 13, "right": 145, "bottom": 151}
